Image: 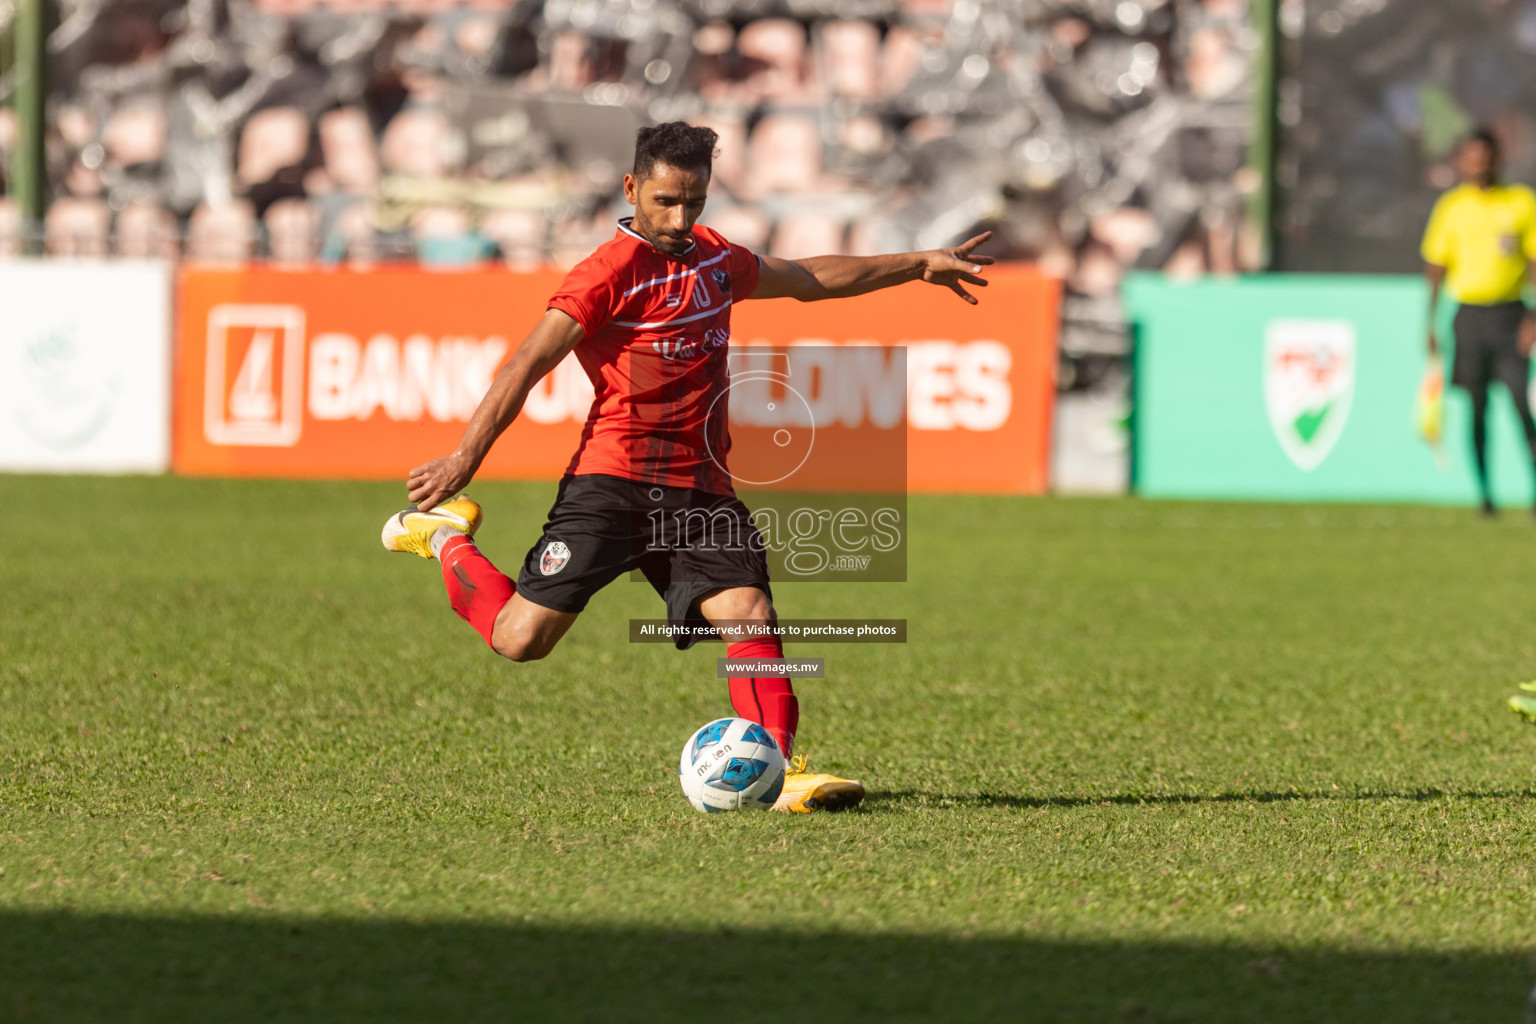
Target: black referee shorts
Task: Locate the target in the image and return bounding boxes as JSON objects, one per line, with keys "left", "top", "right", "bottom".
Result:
{"left": 1452, "top": 301, "right": 1529, "bottom": 396}
{"left": 514, "top": 474, "right": 772, "bottom": 650}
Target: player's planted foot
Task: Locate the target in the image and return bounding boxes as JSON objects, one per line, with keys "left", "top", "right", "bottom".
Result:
{"left": 771, "top": 753, "right": 865, "bottom": 813}
{"left": 381, "top": 497, "right": 483, "bottom": 559}
{"left": 1481, "top": 497, "right": 1497, "bottom": 518}
{"left": 1510, "top": 695, "right": 1536, "bottom": 722}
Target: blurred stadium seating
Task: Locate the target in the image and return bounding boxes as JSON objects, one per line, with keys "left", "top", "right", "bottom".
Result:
{"left": 9, "top": 0, "right": 1259, "bottom": 302}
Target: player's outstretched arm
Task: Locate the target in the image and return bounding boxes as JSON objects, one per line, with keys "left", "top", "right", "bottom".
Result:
{"left": 748, "top": 231, "right": 995, "bottom": 305}
{"left": 407, "top": 309, "right": 585, "bottom": 510}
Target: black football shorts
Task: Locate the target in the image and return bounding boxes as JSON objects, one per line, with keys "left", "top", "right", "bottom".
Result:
{"left": 514, "top": 473, "right": 772, "bottom": 649}
{"left": 1452, "top": 301, "right": 1528, "bottom": 395}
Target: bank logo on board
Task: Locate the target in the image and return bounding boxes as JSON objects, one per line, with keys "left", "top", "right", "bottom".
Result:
{"left": 205, "top": 304, "right": 306, "bottom": 447}
{"left": 1263, "top": 319, "right": 1355, "bottom": 472}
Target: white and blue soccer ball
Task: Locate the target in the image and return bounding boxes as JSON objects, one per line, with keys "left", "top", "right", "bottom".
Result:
{"left": 678, "top": 717, "right": 787, "bottom": 813}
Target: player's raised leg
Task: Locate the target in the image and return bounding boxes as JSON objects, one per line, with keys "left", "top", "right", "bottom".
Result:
{"left": 488, "top": 592, "right": 579, "bottom": 662}
{"left": 383, "top": 498, "right": 577, "bottom": 662}
{"left": 699, "top": 585, "right": 864, "bottom": 813}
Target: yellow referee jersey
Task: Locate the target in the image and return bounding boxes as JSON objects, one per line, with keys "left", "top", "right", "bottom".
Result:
{"left": 1421, "top": 183, "right": 1536, "bottom": 305}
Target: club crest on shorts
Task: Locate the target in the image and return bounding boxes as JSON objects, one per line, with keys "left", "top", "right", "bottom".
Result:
{"left": 540, "top": 540, "right": 572, "bottom": 576}
{"left": 711, "top": 267, "right": 732, "bottom": 294}
{"left": 1263, "top": 319, "right": 1355, "bottom": 472}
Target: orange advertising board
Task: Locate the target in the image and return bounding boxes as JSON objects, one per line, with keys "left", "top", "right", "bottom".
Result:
{"left": 173, "top": 265, "right": 1059, "bottom": 492}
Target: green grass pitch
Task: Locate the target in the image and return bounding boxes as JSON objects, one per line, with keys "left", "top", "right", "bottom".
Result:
{"left": 5, "top": 475, "right": 1536, "bottom": 1021}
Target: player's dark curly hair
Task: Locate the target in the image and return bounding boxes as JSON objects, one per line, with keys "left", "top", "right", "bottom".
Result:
{"left": 633, "top": 122, "right": 718, "bottom": 180}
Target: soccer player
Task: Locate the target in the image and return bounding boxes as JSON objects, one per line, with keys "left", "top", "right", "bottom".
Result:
{"left": 1422, "top": 128, "right": 1536, "bottom": 516}
{"left": 381, "top": 121, "right": 992, "bottom": 812}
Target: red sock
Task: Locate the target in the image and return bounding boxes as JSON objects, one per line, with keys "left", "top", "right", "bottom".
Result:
{"left": 727, "top": 637, "right": 799, "bottom": 757}
{"left": 439, "top": 534, "right": 515, "bottom": 648}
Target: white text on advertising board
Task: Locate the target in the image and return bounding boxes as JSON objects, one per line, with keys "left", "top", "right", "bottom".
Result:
{"left": 301, "top": 335, "right": 1013, "bottom": 431}
{"left": 307, "top": 333, "right": 510, "bottom": 422}
{"left": 204, "top": 307, "right": 1015, "bottom": 441}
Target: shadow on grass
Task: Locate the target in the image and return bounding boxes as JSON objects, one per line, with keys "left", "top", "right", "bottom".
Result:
{"left": 873, "top": 788, "right": 1536, "bottom": 810}
{"left": 2, "top": 911, "right": 1531, "bottom": 1023}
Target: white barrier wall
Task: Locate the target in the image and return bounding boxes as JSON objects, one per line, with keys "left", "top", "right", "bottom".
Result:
{"left": 0, "top": 261, "right": 173, "bottom": 473}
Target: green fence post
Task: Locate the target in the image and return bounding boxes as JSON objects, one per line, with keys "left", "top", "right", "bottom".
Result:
{"left": 11, "top": 0, "right": 45, "bottom": 239}
{"left": 1248, "top": 0, "right": 1281, "bottom": 271}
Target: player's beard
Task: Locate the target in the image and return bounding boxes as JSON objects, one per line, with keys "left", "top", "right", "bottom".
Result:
{"left": 635, "top": 217, "right": 692, "bottom": 255}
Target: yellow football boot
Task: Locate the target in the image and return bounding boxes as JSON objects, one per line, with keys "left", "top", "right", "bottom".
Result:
{"left": 381, "top": 497, "right": 483, "bottom": 559}
{"left": 771, "top": 753, "right": 865, "bottom": 813}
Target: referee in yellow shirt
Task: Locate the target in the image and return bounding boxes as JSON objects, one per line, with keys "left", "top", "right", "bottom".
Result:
{"left": 1423, "top": 129, "right": 1536, "bottom": 515}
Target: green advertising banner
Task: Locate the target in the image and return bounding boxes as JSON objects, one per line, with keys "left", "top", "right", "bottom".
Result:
{"left": 1124, "top": 273, "right": 1536, "bottom": 505}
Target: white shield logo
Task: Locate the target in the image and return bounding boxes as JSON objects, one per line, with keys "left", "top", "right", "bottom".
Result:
{"left": 17, "top": 325, "right": 119, "bottom": 451}
{"left": 540, "top": 540, "right": 571, "bottom": 576}
{"left": 1264, "top": 319, "right": 1355, "bottom": 472}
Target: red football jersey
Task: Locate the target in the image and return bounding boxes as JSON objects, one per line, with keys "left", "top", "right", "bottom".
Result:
{"left": 547, "top": 218, "right": 761, "bottom": 494}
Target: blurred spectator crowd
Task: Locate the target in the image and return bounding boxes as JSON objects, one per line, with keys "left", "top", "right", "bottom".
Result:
{"left": 0, "top": 0, "right": 1258, "bottom": 330}
{"left": 1276, "top": 0, "right": 1536, "bottom": 273}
